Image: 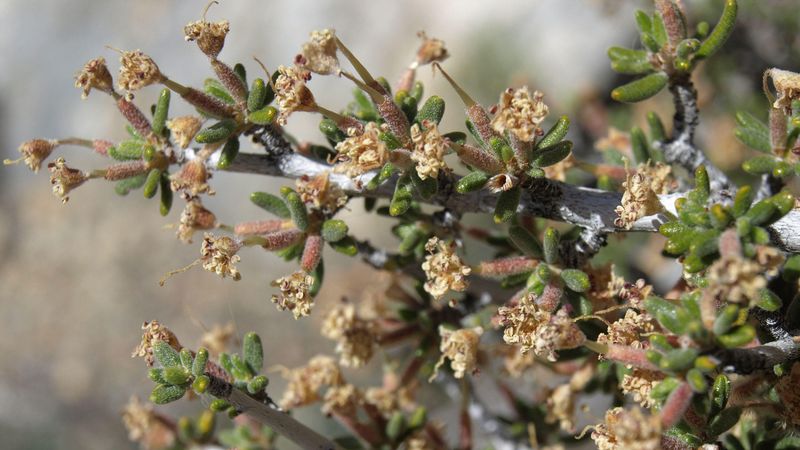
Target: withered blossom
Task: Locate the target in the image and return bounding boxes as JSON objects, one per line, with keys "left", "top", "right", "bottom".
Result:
{"left": 274, "top": 65, "right": 316, "bottom": 125}
{"left": 491, "top": 86, "right": 549, "bottom": 142}
{"left": 321, "top": 383, "right": 362, "bottom": 416}
{"left": 5, "top": 139, "right": 59, "bottom": 173}
{"left": 117, "top": 49, "right": 162, "bottom": 92}
{"left": 321, "top": 302, "right": 377, "bottom": 367}
{"left": 295, "top": 172, "right": 348, "bottom": 213}
{"left": 48, "top": 157, "right": 88, "bottom": 203}
{"left": 421, "top": 237, "right": 471, "bottom": 303}
{"left": 706, "top": 253, "right": 772, "bottom": 307}
{"left": 410, "top": 122, "right": 448, "bottom": 180}
{"left": 171, "top": 158, "right": 213, "bottom": 197}
{"left": 364, "top": 385, "right": 416, "bottom": 418}
{"left": 270, "top": 270, "right": 315, "bottom": 319}
{"left": 200, "top": 233, "right": 241, "bottom": 280}
{"left": 177, "top": 199, "right": 217, "bottom": 244}
{"left": 545, "top": 364, "right": 594, "bottom": 432}
{"left": 765, "top": 68, "right": 800, "bottom": 113}
{"left": 595, "top": 127, "right": 632, "bottom": 153}
{"left": 131, "top": 320, "right": 181, "bottom": 367}
{"left": 776, "top": 361, "right": 800, "bottom": 426}
{"left": 597, "top": 309, "right": 657, "bottom": 351}
{"left": 75, "top": 57, "right": 114, "bottom": 98}
{"left": 184, "top": 19, "right": 230, "bottom": 58}
{"left": 590, "top": 407, "right": 662, "bottom": 450}
{"left": 333, "top": 122, "right": 389, "bottom": 178}
{"left": 614, "top": 162, "right": 670, "bottom": 229}
{"left": 414, "top": 31, "right": 449, "bottom": 67}
{"left": 486, "top": 173, "right": 517, "bottom": 193}
{"left": 431, "top": 326, "right": 482, "bottom": 381}
{"left": 166, "top": 116, "right": 203, "bottom": 149}
{"left": 620, "top": 369, "right": 664, "bottom": 408}
{"left": 299, "top": 29, "right": 340, "bottom": 75}
{"left": 122, "top": 397, "right": 176, "bottom": 450}
{"left": 279, "top": 355, "right": 342, "bottom": 410}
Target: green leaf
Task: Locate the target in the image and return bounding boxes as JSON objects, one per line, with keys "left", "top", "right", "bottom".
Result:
{"left": 630, "top": 126, "right": 650, "bottom": 164}
{"left": 410, "top": 168, "right": 438, "bottom": 199}
{"left": 247, "top": 375, "right": 269, "bottom": 394}
{"left": 247, "top": 78, "right": 267, "bottom": 112}
{"left": 192, "top": 375, "right": 210, "bottom": 394}
{"left": 651, "top": 13, "right": 668, "bottom": 48}
{"left": 280, "top": 187, "right": 309, "bottom": 231}
{"left": 713, "top": 305, "right": 740, "bottom": 336}
{"left": 152, "top": 89, "right": 171, "bottom": 136}
{"left": 560, "top": 269, "right": 590, "bottom": 292}
{"left": 531, "top": 140, "right": 572, "bottom": 167}
{"left": 109, "top": 140, "right": 145, "bottom": 160}
{"left": 608, "top": 47, "right": 654, "bottom": 75}
{"left": 163, "top": 366, "right": 191, "bottom": 386}
{"left": 153, "top": 341, "right": 181, "bottom": 368}
{"left": 455, "top": 171, "right": 489, "bottom": 193}
{"left": 647, "top": 111, "right": 667, "bottom": 143}
{"left": 386, "top": 412, "right": 408, "bottom": 442}
{"left": 321, "top": 219, "right": 349, "bottom": 243}
{"left": 742, "top": 156, "right": 777, "bottom": 175}
{"left": 192, "top": 348, "right": 209, "bottom": 377}
{"left": 416, "top": 95, "right": 445, "bottom": 126}
{"left": 493, "top": 186, "right": 521, "bottom": 223}
{"left": 319, "top": 118, "right": 347, "bottom": 144}
{"left": 150, "top": 384, "right": 186, "bottom": 404}
{"left": 159, "top": 173, "right": 172, "bottom": 216}
{"left": 243, "top": 332, "right": 264, "bottom": 374}
{"left": 204, "top": 78, "right": 235, "bottom": 105}
{"left": 367, "top": 162, "right": 395, "bottom": 190}
{"left": 537, "top": 115, "right": 570, "bottom": 150}
{"left": 115, "top": 174, "right": 147, "bottom": 195}
{"left": 143, "top": 169, "right": 161, "bottom": 199}
{"left": 195, "top": 119, "right": 237, "bottom": 144}
{"left": 611, "top": 72, "right": 668, "bottom": 103}
{"left": 389, "top": 174, "right": 414, "bottom": 216}
{"left": 695, "top": 0, "right": 738, "bottom": 59}
{"left": 508, "top": 225, "right": 543, "bottom": 258}
{"left": 709, "top": 406, "right": 742, "bottom": 437}
{"left": 248, "top": 106, "right": 278, "bottom": 125}
{"left": 250, "top": 192, "right": 291, "bottom": 218}
{"left": 711, "top": 374, "right": 730, "bottom": 416}
{"left": 686, "top": 368, "right": 708, "bottom": 393}
{"left": 645, "top": 296, "right": 686, "bottom": 334}
{"left": 757, "top": 288, "right": 782, "bottom": 312}
{"left": 217, "top": 137, "right": 240, "bottom": 170}
{"left": 329, "top": 236, "right": 358, "bottom": 256}
{"left": 543, "top": 227, "right": 560, "bottom": 265}
{"left": 718, "top": 325, "right": 755, "bottom": 348}
{"left": 734, "top": 111, "right": 771, "bottom": 153}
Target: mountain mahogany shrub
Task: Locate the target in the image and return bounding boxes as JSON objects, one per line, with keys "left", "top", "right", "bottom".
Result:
{"left": 7, "top": 0, "right": 800, "bottom": 449}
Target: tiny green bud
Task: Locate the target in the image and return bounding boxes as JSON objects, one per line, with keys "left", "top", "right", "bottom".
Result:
{"left": 247, "top": 78, "right": 267, "bottom": 112}
{"left": 247, "top": 375, "right": 269, "bottom": 394}
{"left": 560, "top": 269, "right": 590, "bottom": 293}
{"left": 416, "top": 95, "right": 445, "bottom": 126}
{"left": 153, "top": 341, "right": 181, "bottom": 368}
{"left": 321, "top": 219, "right": 349, "bottom": 242}
{"left": 163, "top": 366, "right": 191, "bottom": 386}
{"left": 193, "top": 374, "right": 210, "bottom": 394}
{"left": 192, "top": 348, "right": 209, "bottom": 377}
{"left": 329, "top": 236, "right": 358, "bottom": 256}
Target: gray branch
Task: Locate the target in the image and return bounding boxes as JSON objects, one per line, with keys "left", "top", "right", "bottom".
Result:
{"left": 717, "top": 338, "right": 800, "bottom": 374}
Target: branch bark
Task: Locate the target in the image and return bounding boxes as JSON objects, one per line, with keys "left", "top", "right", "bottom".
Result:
{"left": 198, "top": 139, "right": 800, "bottom": 253}
{"left": 206, "top": 374, "right": 339, "bottom": 450}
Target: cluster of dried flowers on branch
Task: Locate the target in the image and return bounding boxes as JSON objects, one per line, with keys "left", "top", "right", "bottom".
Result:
{"left": 9, "top": 0, "right": 800, "bottom": 449}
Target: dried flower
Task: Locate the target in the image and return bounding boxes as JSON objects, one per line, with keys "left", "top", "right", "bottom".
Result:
{"left": 591, "top": 407, "right": 662, "bottom": 450}
{"left": 184, "top": 20, "right": 230, "bottom": 58}
{"left": 167, "top": 116, "right": 203, "bottom": 149}
{"left": 117, "top": 50, "right": 162, "bottom": 92}
{"left": 75, "top": 57, "right": 114, "bottom": 98}
{"left": 295, "top": 172, "right": 348, "bottom": 213}
{"left": 365, "top": 385, "right": 416, "bottom": 418}
{"left": 546, "top": 364, "right": 594, "bottom": 432}
{"left": 321, "top": 383, "right": 362, "bottom": 416}
{"left": 132, "top": 320, "right": 181, "bottom": 367}
{"left": 274, "top": 65, "right": 316, "bottom": 125}
{"left": 200, "top": 233, "right": 241, "bottom": 280}
{"left": 321, "top": 302, "right": 377, "bottom": 367}
{"left": 431, "top": 326, "right": 482, "bottom": 381}
{"left": 491, "top": 87, "right": 549, "bottom": 142}
{"left": 421, "top": 237, "right": 471, "bottom": 304}
{"left": 279, "top": 355, "right": 343, "bottom": 409}
{"left": 765, "top": 68, "right": 800, "bottom": 113}
{"left": 48, "top": 157, "right": 88, "bottom": 203}
{"left": 620, "top": 369, "right": 664, "bottom": 408}
{"left": 544, "top": 154, "right": 576, "bottom": 181}
{"left": 502, "top": 346, "right": 537, "bottom": 377}
{"left": 614, "top": 162, "right": 669, "bottom": 229}
{"left": 298, "top": 29, "right": 340, "bottom": 75}
{"left": 414, "top": 31, "right": 449, "bottom": 67}
{"left": 122, "top": 397, "right": 175, "bottom": 450}
{"left": 171, "top": 159, "right": 213, "bottom": 197}
{"left": 198, "top": 322, "right": 236, "bottom": 356}
{"left": 177, "top": 199, "right": 217, "bottom": 243}
{"left": 271, "top": 270, "right": 315, "bottom": 319}
{"left": 618, "top": 279, "right": 653, "bottom": 310}
{"left": 5, "top": 139, "right": 59, "bottom": 172}
{"left": 595, "top": 128, "right": 632, "bottom": 153}
{"left": 410, "top": 122, "right": 448, "bottom": 180}
{"left": 333, "top": 122, "right": 389, "bottom": 178}
{"left": 486, "top": 173, "right": 517, "bottom": 193}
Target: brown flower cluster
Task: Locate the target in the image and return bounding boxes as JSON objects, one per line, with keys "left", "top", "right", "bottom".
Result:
{"left": 117, "top": 50, "right": 162, "bottom": 93}
{"left": 591, "top": 407, "right": 662, "bottom": 450}
{"left": 270, "top": 270, "right": 315, "bottom": 319}
{"left": 498, "top": 293, "right": 586, "bottom": 362}
{"left": 410, "top": 122, "right": 448, "bottom": 180}
{"left": 298, "top": 29, "right": 340, "bottom": 75}
{"left": 48, "top": 157, "right": 88, "bottom": 203}
{"left": 279, "top": 355, "right": 343, "bottom": 410}
{"left": 176, "top": 199, "right": 217, "bottom": 243}
{"left": 706, "top": 246, "right": 783, "bottom": 307}
{"left": 431, "top": 326, "right": 482, "bottom": 381}
{"left": 184, "top": 19, "right": 230, "bottom": 58}
{"left": 131, "top": 320, "right": 181, "bottom": 367}
{"left": 295, "top": 172, "right": 348, "bottom": 213}
{"left": 274, "top": 65, "right": 316, "bottom": 125}
{"left": 200, "top": 233, "right": 242, "bottom": 280}
{"left": 75, "top": 57, "right": 114, "bottom": 98}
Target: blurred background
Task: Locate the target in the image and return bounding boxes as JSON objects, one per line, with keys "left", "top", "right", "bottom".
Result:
{"left": 0, "top": 0, "right": 797, "bottom": 449}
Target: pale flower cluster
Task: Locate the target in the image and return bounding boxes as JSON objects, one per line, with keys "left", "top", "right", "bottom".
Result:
{"left": 591, "top": 407, "right": 662, "bottom": 450}
{"left": 200, "top": 234, "right": 242, "bottom": 280}
{"left": 334, "top": 122, "right": 389, "bottom": 178}
{"left": 295, "top": 172, "right": 348, "bottom": 214}
{"left": 166, "top": 116, "right": 203, "bottom": 149}
{"left": 279, "top": 355, "right": 343, "bottom": 410}
{"left": 48, "top": 157, "right": 88, "bottom": 203}
{"left": 491, "top": 86, "right": 549, "bottom": 142}
{"left": 410, "top": 122, "right": 448, "bottom": 180}
{"left": 74, "top": 57, "right": 113, "bottom": 99}
{"left": 421, "top": 237, "right": 471, "bottom": 303}
{"left": 614, "top": 162, "right": 671, "bottom": 229}
{"left": 274, "top": 65, "right": 316, "bottom": 125}
{"left": 299, "top": 29, "right": 340, "bottom": 75}
{"left": 766, "top": 68, "right": 800, "bottom": 113}
{"left": 117, "top": 50, "right": 162, "bottom": 92}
